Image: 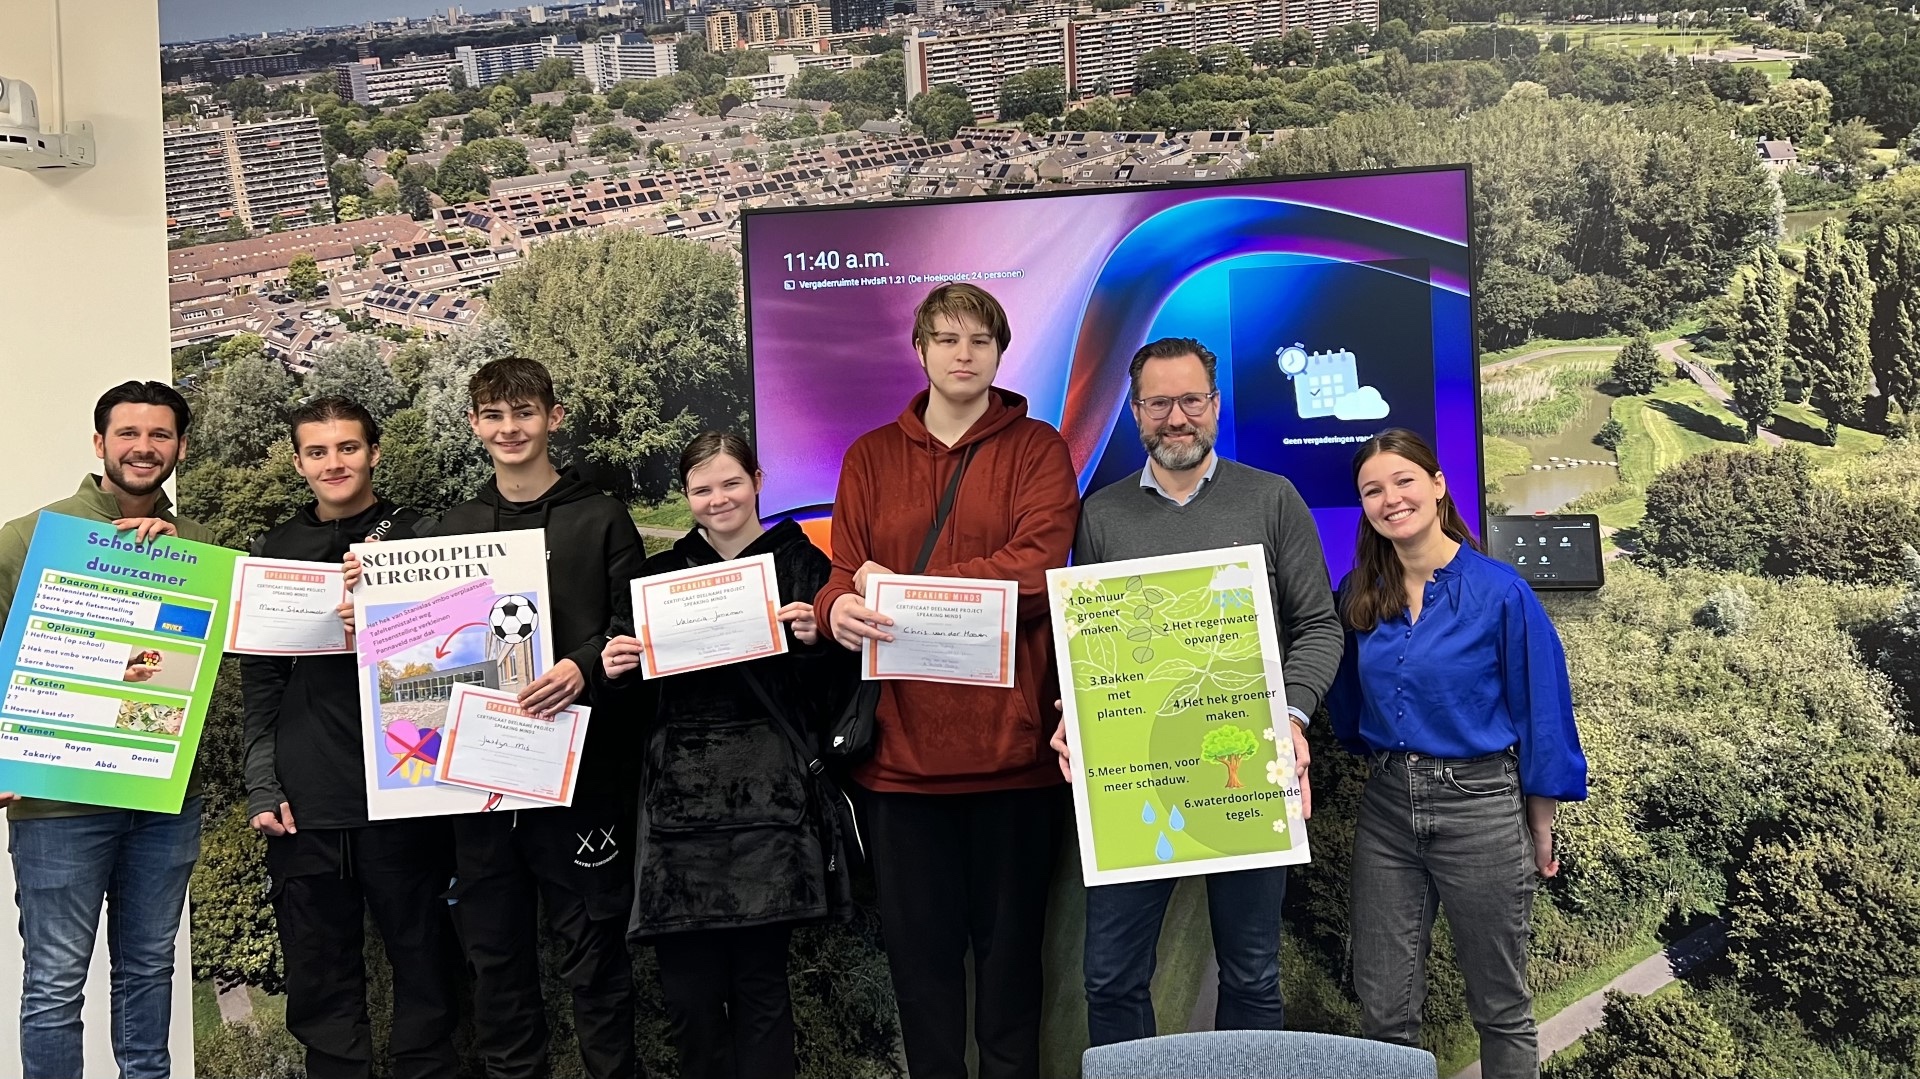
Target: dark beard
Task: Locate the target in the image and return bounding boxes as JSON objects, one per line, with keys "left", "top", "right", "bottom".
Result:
{"left": 105, "top": 457, "right": 174, "bottom": 497}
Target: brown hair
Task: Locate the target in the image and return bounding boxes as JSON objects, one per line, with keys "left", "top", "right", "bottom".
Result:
{"left": 468, "top": 357, "right": 557, "bottom": 412}
{"left": 911, "top": 283, "right": 1012, "bottom": 354}
{"left": 95, "top": 381, "right": 191, "bottom": 437}
{"left": 1128, "top": 337, "right": 1220, "bottom": 402}
{"left": 678, "top": 430, "right": 761, "bottom": 490}
{"left": 288, "top": 395, "right": 380, "bottom": 450}
{"left": 1343, "top": 428, "right": 1479, "bottom": 632}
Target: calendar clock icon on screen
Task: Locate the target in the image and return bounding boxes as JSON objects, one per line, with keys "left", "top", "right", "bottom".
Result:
{"left": 1277, "top": 344, "right": 1360, "bottom": 420}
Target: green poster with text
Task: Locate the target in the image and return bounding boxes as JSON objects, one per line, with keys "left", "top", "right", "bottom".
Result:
{"left": 0, "top": 513, "right": 237, "bottom": 813}
{"left": 1049, "top": 546, "right": 1310, "bottom": 886}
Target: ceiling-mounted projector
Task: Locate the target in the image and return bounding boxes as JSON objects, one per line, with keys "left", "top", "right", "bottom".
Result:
{"left": 0, "top": 77, "right": 94, "bottom": 170}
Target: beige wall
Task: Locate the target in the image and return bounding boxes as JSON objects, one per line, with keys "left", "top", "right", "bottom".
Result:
{"left": 0, "top": 1, "right": 195, "bottom": 1072}
{"left": 1, "top": 1, "right": 177, "bottom": 503}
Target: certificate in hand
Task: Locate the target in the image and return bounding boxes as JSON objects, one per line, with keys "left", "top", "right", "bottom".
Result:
{"left": 631, "top": 553, "right": 787, "bottom": 679}
{"left": 226, "top": 557, "right": 350, "bottom": 656}
{"left": 436, "top": 684, "right": 590, "bottom": 806}
{"left": 862, "top": 574, "right": 1017, "bottom": 688}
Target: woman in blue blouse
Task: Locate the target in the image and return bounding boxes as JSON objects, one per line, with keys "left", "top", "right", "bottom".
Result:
{"left": 1328, "top": 429, "right": 1587, "bottom": 1079}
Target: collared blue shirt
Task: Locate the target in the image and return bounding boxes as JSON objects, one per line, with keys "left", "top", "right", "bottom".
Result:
{"left": 1327, "top": 544, "right": 1588, "bottom": 800}
{"left": 1139, "top": 453, "right": 1219, "bottom": 507}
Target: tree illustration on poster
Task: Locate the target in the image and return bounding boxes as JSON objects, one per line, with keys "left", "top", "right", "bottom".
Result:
{"left": 1201, "top": 726, "right": 1260, "bottom": 789}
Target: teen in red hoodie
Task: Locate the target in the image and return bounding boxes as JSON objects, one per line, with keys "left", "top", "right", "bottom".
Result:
{"left": 816, "top": 283, "right": 1079, "bottom": 1079}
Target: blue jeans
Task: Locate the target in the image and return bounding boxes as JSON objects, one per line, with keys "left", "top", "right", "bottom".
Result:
{"left": 9, "top": 798, "right": 202, "bottom": 1079}
{"left": 1083, "top": 866, "right": 1287, "bottom": 1046}
{"left": 1351, "top": 751, "right": 1538, "bottom": 1079}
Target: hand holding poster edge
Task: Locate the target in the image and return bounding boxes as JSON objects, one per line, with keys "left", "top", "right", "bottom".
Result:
{"left": 1046, "top": 545, "right": 1311, "bottom": 887}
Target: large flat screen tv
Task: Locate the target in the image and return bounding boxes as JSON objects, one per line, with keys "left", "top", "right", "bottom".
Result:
{"left": 740, "top": 164, "right": 1479, "bottom": 580}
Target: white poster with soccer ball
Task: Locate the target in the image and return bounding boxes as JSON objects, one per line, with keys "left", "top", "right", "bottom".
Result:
{"left": 350, "top": 529, "right": 556, "bottom": 819}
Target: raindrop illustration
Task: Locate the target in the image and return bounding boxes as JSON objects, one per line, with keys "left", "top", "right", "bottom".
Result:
{"left": 1155, "top": 832, "right": 1175, "bottom": 862}
{"left": 1141, "top": 801, "right": 1156, "bottom": 824}
{"left": 1169, "top": 804, "right": 1186, "bottom": 831}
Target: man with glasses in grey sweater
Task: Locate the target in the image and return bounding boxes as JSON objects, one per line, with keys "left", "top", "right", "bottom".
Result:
{"left": 1050, "top": 337, "right": 1344, "bottom": 1047}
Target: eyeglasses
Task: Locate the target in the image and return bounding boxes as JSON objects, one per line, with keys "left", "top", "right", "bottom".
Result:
{"left": 1134, "top": 392, "right": 1218, "bottom": 420}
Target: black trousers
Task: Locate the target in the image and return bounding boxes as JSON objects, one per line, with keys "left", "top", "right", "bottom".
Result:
{"left": 653, "top": 925, "right": 796, "bottom": 1079}
{"left": 449, "top": 805, "right": 639, "bottom": 1079}
{"left": 862, "top": 785, "right": 1065, "bottom": 1079}
{"left": 268, "top": 820, "right": 461, "bottom": 1079}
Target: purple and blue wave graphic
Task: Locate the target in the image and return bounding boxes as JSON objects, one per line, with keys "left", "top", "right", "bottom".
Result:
{"left": 742, "top": 166, "right": 1477, "bottom": 579}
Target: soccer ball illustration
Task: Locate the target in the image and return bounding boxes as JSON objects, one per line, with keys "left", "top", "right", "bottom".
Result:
{"left": 489, "top": 595, "right": 538, "bottom": 646}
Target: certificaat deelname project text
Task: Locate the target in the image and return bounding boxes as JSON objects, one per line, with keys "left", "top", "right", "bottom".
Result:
{"left": 630, "top": 553, "right": 787, "bottom": 679}
{"left": 862, "top": 573, "right": 1018, "bottom": 688}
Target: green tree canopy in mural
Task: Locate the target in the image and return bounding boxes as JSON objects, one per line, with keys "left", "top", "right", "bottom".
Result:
{"left": 1244, "top": 96, "right": 1774, "bottom": 347}
{"left": 1727, "top": 746, "right": 1920, "bottom": 1061}
{"left": 1730, "top": 245, "right": 1787, "bottom": 440}
{"left": 189, "top": 805, "right": 283, "bottom": 992}
{"left": 1547, "top": 990, "right": 1740, "bottom": 1079}
{"left": 909, "top": 85, "right": 975, "bottom": 142}
{"left": 1136, "top": 47, "right": 1201, "bottom": 91}
{"left": 587, "top": 123, "right": 637, "bottom": 156}
{"left": 461, "top": 107, "right": 503, "bottom": 144}
{"left": 1610, "top": 334, "right": 1662, "bottom": 397}
{"left": 432, "top": 137, "right": 530, "bottom": 204}
{"left": 368, "top": 322, "right": 513, "bottom": 518}
{"left": 188, "top": 348, "right": 299, "bottom": 472}
{"left": 1867, "top": 224, "right": 1920, "bottom": 428}
{"left": 305, "top": 337, "right": 406, "bottom": 422}
{"left": 998, "top": 66, "right": 1066, "bottom": 122}
{"left": 286, "top": 252, "right": 322, "bottom": 301}
{"left": 486, "top": 231, "right": 745, "bottom": 501}
{"left": 1804, "top": 221, "right": 1875, "bottom": 443}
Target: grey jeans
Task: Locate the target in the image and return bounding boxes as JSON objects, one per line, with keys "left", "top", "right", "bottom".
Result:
{"left": 1350, "top": 750, "right": 1539, "bottom": 1079}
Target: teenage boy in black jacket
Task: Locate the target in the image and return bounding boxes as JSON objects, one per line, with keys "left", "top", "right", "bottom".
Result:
{"left": 243, "top": 397, "right": 459, "bottom": 1079}
{"left": 432, "top": 358, "right": 645, "bottom": 1079}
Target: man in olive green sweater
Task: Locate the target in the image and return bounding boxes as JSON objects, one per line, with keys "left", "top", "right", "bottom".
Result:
{"left": 0, "top": 381, "right": 216, "bottom": 1079}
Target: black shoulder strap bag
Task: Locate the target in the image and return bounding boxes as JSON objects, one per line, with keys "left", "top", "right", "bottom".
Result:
{"left": 824, "top": 443, "right": 977, "bottom": 761}
{"left": 738, "top": 664, "right": 865, "bottom": 891}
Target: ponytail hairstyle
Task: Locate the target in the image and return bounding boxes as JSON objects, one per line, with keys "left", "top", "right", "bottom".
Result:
{"left": 1343, "top": 428, "right": 1479, "bottom": 633}
{"left": 678, "top": 430, "right": 761, "bottom": 492}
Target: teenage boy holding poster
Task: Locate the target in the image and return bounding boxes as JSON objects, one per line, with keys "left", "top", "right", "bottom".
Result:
{"left": 0, "top": 381, "right": 214, "bottom": 1079}
{"left": 1049, "top": 338, "right": 1344, "bottom": 1047}
{"left": 430, "top": 358, "right": 645, "bottom": 1079}
{"left": 240, "top": 397, "right": 460, "bottom": 1079}
{"left": 817, "top": 284, "right": 1080, "bottom": 1079}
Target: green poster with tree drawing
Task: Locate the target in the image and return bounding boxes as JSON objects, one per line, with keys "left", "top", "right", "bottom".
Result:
{"left": 1048, "top": 546, "right": 1310, "bottom": 886}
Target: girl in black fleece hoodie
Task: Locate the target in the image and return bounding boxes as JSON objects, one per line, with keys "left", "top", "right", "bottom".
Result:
{"left": 602, "top": 432, "right": 857, "bottom": 1079}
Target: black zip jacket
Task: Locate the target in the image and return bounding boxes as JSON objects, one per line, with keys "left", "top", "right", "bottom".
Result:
{"left": 625, "top": 519, "right": 858, "bottom": 937}
{"left": 433, "top": 466, "right": 645, "bottom": 809}
{"left": 242, "top": 499, "right": 430, "bottom": 830}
